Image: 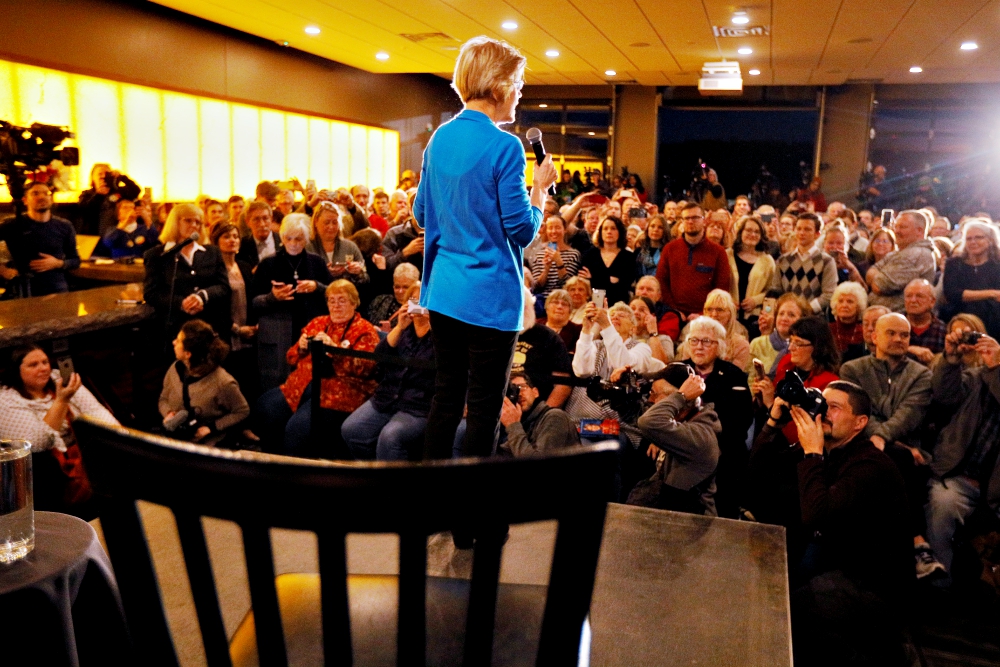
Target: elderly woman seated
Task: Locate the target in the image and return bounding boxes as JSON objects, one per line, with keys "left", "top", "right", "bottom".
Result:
{"left": 159, "top": 319, "right": 250, "bottom": 448}
{"left": 0, "top": 345, "right": 119, "bottom": 518}
{"left": 565, "top": 275, "right": 592, "bottom": 325}
{"left": 251, "top": 213, "right": 333, "bottom": 391}
{"left": 829, "top": 281, "right": 868, "bottom": 357}
{"left": 255, "top": 280, "right": 380, "bottom": 458}
{"left": 676, "top": 289, "right": 751, "bottom": 371}
{"left": 544, "top": 289, "right": 582, "bottom": 355}
{"left": 367, "top": 262, "right": 421, "bottom": 331}
{"left": 342, "top": 285, "right": 435, "bottom": 461}
{"left": 630, "top": 296, "right": 673, "bottom": 363}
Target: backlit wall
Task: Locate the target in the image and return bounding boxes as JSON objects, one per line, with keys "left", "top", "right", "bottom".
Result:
{"left": 0, "top": 58, "right": 399, "bottom": 202}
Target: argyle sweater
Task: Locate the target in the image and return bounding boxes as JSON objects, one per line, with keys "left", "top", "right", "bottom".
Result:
{"left": 770, "top": 247, "right": 838, "bottom": 313}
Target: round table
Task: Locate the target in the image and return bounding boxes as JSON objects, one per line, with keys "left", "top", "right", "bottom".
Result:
{"left": 0, "top": 511, "right": 132, "bottom": 666}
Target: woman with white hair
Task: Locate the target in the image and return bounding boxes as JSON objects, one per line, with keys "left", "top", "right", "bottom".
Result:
{"left": 943, "top": 218, "right": 1000, "bottom": 338}
{"left": 414, "top": 35, "right": 558, "bottom": 460}
{"left": 675, "top": 315, "right": 754, "bottom": 519}
{"left": 829, "top": 281, "right": 868, "bottom": 354}
{"left": 250, "top": 213, "right": 333, "bottom": 390}
{"left": 144, "top": 202, "right": 231, "bottom": 345}
{"left": 368, "top": 263, "right": 421, "bottom": 330}
{"left": 677, "top": 289, "right": 750, "bottom": 371}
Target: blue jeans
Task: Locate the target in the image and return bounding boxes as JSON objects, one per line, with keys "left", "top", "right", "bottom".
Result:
{"left": 342, "top": 400, "right": 427, "bottom": 461}
{"left": 925, "top": 476, "right": 980, "bottom": 586}
{"left": 255, "top": 384, "right": 348, "bottom": 458}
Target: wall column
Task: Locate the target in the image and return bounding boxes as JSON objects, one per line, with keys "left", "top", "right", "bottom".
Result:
{"left": 818, "top": 84, "right": 875, "bottom": 207}
{"left": 612, "top": 86, "right": 659, "bottom": 197}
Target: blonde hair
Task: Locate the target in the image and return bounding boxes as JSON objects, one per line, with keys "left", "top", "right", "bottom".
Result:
{"left": 160, "top": 203, "right": 202, "bottom": 244}
{"left": 325, "top": 279, "right": 360, "bottom": 307}
{"left": 451, "top": 36, "right": 526, "bottom": 104}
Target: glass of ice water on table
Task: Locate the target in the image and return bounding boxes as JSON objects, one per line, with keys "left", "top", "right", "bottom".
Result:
{"left": 0, "top": 440, "right": 33, "bottom": 564}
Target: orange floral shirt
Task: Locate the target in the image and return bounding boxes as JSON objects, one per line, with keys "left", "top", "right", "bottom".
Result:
{"left": 280, "top": 314, "right": 380, "bottom": 412}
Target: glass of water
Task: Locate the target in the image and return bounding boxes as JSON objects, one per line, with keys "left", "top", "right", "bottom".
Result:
{"left": 0, "top": 440, "right": 33, "bottom": 564}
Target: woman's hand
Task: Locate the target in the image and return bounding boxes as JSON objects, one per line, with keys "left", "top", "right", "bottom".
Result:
{"left": 295, "top": 280, "right": 318, "bottom": 294}
{"left": 345, "top": 261, "right": 364, "bottom": 275}
{"left": 392, "top": 304, "right": 413, "bottom": 330}
{"left": 753, "top": 376, "right": 776, "bottom": 408}
{"left": 237, "top": 325, "right": 258, "bottom": 340}
{"left": 181, "top": 294, "right": 204, "bottom": 315}
{"left": 593, "top": 306, "right": 611, "bottom": 331}
{"left": 54, "top": 373, "right": 81, "bottom": 402}
{"left": 372, "top": 254, "right": 386, "bottom": 270}
{"left": 192, "top": 426, "right": 212, "bottom": 442}
{"left": 271, "top": 282, "right": 295, "bottom": 301}
{"left": 313, "top": 332, "right": 335, "bottom": 347}
{"left": 532, "top": 154, "right": 558, "bottom": 192}
{"left": 543, "top": 247, "right": 558, "bottom": 266}
{"left": 577, "top": 266, "right": 592, "bottom": 280}
{"left": 298, "top": 333, "right": 311, "bottom": 351}
{"left": 328, "top": 263, "right": 347, "bottom": 277}
{"left": 740, "top": 297, "right": 755, "bottom": 313}
{"left": 646, "top": 444, "right": 662, "bottom": 460}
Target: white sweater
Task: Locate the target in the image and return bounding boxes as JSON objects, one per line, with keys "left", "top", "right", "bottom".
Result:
{"left": 0, "top": 372, "right": 119, "bottom": 452}
{"left": 573, "top": 324, "right": 666, "bottom": 378}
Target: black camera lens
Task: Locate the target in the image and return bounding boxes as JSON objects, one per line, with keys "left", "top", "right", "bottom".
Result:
{"left": 960, "top": 331, "right": 984, "bottom": 346}
{"left": 505, "top": 382, "right": 521, "bottom": 404}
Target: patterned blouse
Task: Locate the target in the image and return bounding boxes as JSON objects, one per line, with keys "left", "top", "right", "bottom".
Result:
{"left": 280, "top": 314, "right": 380, "bottom": 413}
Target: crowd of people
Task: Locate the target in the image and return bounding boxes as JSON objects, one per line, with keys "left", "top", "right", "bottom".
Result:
{"left": 4, "top": 154, "right": 1000, "bottom": 665}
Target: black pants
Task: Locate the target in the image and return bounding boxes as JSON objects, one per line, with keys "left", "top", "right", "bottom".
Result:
{"left": 424, "top": 311, "right": 518, "bottom": 459}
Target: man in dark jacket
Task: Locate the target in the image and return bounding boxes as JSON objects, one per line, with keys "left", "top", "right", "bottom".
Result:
{"left": 498, "top": 373, "right": 579, "bottom": 457}
{"left": 382, "top": 218, "right": 424, "bottom": 273}
{"left": 925, "top": 331, "right": 1000, "bottom": 587}
{"left": 628, "top": 364, "right": 722, "bottom": 516}
{"left": 787, "top": 381, "right": 912, "bottom": 667}
{"left": 0, "top": 181, "right": 80, "bottom": 296}
{"left": 237, "top": 202, "right": 282, "bottom": 268}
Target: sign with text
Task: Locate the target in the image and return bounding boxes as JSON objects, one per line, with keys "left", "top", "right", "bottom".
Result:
{"left": 712, "top": 26, "right": 770, "bottom": 37}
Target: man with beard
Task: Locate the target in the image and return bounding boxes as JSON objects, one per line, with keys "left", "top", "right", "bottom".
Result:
{"left": 0, "top": 180, "right": 80, "bottom": 296}
{"left": 656, "top": 202, "right": 731, "bottom": 320}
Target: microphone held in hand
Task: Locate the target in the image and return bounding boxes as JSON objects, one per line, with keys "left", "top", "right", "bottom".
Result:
{"left": 525, "top": 127, "right": 556, "bottom": 196}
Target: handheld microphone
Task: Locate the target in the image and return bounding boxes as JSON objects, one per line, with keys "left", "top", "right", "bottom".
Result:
{"left": 166, "top": 231, "right": 200, "bottom": 255}
{"left": 525, "top": 128, "right": 556, "bottom": 196}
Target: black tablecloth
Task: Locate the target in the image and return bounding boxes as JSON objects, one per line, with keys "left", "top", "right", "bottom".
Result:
{"left": 0, "top": 511, "right": 132, "bottom": 666}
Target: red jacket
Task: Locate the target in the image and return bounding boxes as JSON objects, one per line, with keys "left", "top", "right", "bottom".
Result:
{"left": 656, "top": 237, "right": 731, "bottom": 316}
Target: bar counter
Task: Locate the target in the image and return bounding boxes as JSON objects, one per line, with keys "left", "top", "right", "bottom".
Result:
{"left": 0, "top": 284, "right": 154, "bottom": 348}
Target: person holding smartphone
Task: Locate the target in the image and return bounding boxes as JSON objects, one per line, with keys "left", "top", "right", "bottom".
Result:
{"left": 414, "top": 36, "right": 557, "bottom": 460}
{"left": 530, "top": 216, "right": 580, "bottom": 317}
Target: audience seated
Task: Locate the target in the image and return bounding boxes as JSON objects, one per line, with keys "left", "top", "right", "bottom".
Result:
{"left": 367, "top": 262, "right": 420, "bottom": 331}
{"left": 750, "top": 293, "right": 811, "bottom": 376}
{"left": 628, "top": 363, "right": 721, "bottom": 516}
{"left": 829, "top": 281, "right": 867, "bottom": 357}
{"left": 677, "top": 289, "right": 751, "bottom": 371}
{"left": 868, "top": 210, "right": 937, "bottom": 311}
{"left": 159, "top": 319, "right": 249, "bottom": 447}
{"left": 512, "top": 290, "right": 574, "bottom": 409}
{"left": 657, "top": 203, "right": 731, "bottom": 320}
{"left": 771, "top": 213, "right": 837, "bottom": 314}
{"left": 342, "top": 284, "right": 434, "bottom": 461}
{"left": 544, "top": 290, "right": 582, "bottom": 356}
{"left": 143, "top": 203, "right": 231, "bottom": 345}
{"left": 497, "top": 372, "right": 580, "bottom": 457}
{"left": 250, "top": 214, "right": 332, "bottom": 391}
{"left": 255, "top": 280, "right": 379, "bottom": 457}
{"left": 237, "top": 201, "right": 282, "bottom": 268}
{"left": 0, "top": 344, "right": 118, "bottom": 517}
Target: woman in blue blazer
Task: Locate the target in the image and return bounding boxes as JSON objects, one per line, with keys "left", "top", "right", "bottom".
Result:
{"left": 414, "top": 36, "right": 557, "bottom": 459}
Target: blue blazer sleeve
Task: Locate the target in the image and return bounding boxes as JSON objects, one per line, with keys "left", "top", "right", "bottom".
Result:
{"left": 495, "top": 136, "right": 541, "bottom": 248}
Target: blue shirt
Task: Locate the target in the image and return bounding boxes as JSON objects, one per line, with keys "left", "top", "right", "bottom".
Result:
{"left": 414, "top": 109, "right": 541, "bottom": 331}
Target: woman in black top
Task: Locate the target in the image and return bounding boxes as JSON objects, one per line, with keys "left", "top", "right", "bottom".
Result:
{"left": 250, "top": 213, "right": 333, "bottom": 391}
{"left": 943, "top": 219, "right": 1000, "bottom": 338}
{"left": 144, "top": 203, "right": 231, "bottom": 347}
{"left": 580, "top": 215, "right": 634, "bottom": 307}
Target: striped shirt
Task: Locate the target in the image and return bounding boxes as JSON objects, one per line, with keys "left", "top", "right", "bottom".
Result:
{"left": 530, "top": 247, "right": 582, "bottom": 297}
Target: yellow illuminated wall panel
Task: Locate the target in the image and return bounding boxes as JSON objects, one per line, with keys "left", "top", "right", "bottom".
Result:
{"left": 0, "top": 57, "right": 400, "bottom": 202}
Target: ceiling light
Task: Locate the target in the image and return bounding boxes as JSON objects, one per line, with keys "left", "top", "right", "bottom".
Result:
{"left": 538, "top": 104, "right": 548, "bottom": 108}
{"left": 748, "top": 69, "right": 761, "bottom": 75}
{"left": 960, "top": 41, "right": 978, "bottom": 50}
{"left": 588, "top": 131, "right": 596, "bottom": 136}
{"left": 909, "top": 66, "right": 923, "bottom": 73}
{"left": 738, "top": 47, "right": 753, "bottom": 55}
{"left": 501, "top": 21, "right": 518, "bottom": 30}
{"left": 732, "top": 15, "right": 750, "bottom": 25}
{"left": 375, "top": 52, "right": 390, "bottom": 60}
{"left": 545, "top": 49, "right": 560, "bottom": 57}
{"left": 304, "top": 26, "right": 320, "bottom": 35}
{"left": 605, "top": 69, "right": 617, "bottom": 76}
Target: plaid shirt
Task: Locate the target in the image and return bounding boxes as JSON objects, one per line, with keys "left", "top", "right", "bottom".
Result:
{"left": 909, "top": 316, "right": 947, "bottom": 355}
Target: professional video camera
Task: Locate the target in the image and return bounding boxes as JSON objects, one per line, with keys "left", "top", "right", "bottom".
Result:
{"left": 775, "top": 370, "right": 827, "bottom": 420}
{"left": 0, "top": 120, "right": 79, "bottom": 213}
{"left": 686, "top": 158, "right": 709, "bottom": 203}
{"left": 586, "top": 369, "right": 654, "bottom": 424}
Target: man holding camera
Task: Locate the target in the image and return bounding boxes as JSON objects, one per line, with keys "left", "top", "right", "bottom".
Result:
{"left": 925, "top": 330, "right": 1000, "bottom": 587}
{"left": 497, "top": 373, "right": 579, "bottom": 457}
{"left": 0, "top": 180, "right": 80, "bottom": 296}
{"left": 627, "top": 364, "right": 722, "bottom": 516}
{"left": 778, "top": 381, "right": 911, "bottom": 666}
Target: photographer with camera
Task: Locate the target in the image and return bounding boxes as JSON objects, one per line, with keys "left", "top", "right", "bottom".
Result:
{"left": 78, "top": 163, "right": 141, "bottom": 236}
{"left": 0, "top": 180, "right": 80, "bottom": 296}
{"left": 751, "top": 381, "right": 911, "bottom": 666}
{"left": 626, "top": 363, "right": 722, "bottom": 516}
{"left": 698, "top": 167, "right": 727, "bottom": 213}
{"left": 497, "top": 372, "right": 579, "bottom": 457}
{"left": 924, "top": 329, "right": 1000, "bottom": 588}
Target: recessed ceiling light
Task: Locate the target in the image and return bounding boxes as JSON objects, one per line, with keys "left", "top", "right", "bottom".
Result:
{"left": 748, "top": 69, "right": 761, "bottom": 75}
{"left": 738, "top": 47, "right": 753, "bottom": 55}
{"left": 588, "top": 131, "right": 596, "bottom": 136}
{"left": 960, "top": 41, "right": 978, "bottom": 50}
{"left": 304, "top": 26, "right": 320, "bottom": 35}
{"left": 375, "top": 52, "right": 390, "bottom": 60}
{"left": 732, "top": 15, "right": 750, "bottom": 25}
{"left": 909, "top": 66, "right": 923, "bottom": 73}
{"left": 501, "top": 21, "right": 518, "bottom": 30}
{"left": 545, "top": 49, "right": 559, "bottom": 57}
{"left": 538, "top": 104, "right": 548, "bottom": 108}
{"left": 605, "top": 69, "right": 617, "bottom": 76}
